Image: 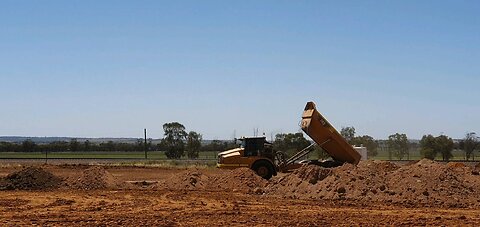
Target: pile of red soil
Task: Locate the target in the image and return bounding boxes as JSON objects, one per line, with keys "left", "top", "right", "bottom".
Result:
{"left": 165, "top": 169, "right": 209, "bottom": 190}
{"left": 69, "top": 166, "right": 119, "bottom": 190}
{"left": 386, "top": 159, "right": 480, "bottom": 207}
{"left": 165, "top": 168, "right": 266, "bottom": 192}
{"left": 210, "top": 168, "right": 267, "bottom": 193}
{"left": 266, "top": 160, "right": 480, "bottom": 208}
{"left": 0, "top": 167, "right": 63, "bottom": 190}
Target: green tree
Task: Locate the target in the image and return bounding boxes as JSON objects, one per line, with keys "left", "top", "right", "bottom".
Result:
{"left": 162, "top": 122, "right": 187, "bottom": 159}
{"left": 420, "top": 134, "right": 454, "bottom": 161}
{"left": 69, "top": 139, "right": 80, "bottom": 152}
{"left": 83, "top": 140, "right": 91, "bottom": 151}
{"left": 387, "top": 133, "right": 409, "bottom": 160}
{"left": 100, "top": 141, "right": 116, "bottom": 151}
{"left": 420, "top": 134, "right": 437, "bottom": 159}
{"left": 211, "top": 139, "right": 224, "bottom": 151}
{"left": 186, "top": 131, "right": 202, "bottom": 159}
{"left": 274, "top": 132, "right": 310, "bottom": 156}
{"left": 136, "top": 139, "right": 145, "bottom": 151}
{"left": 436, "top": 135, "right": 454, "bottom": 161}
{"left": 48, "top": 141, "right": 69, "bottom": 152}
{"left": 351, "top": 135, "right": 378, "bottom": 157}
{"left": 421, "top": 147, "right": 436, "bottom": 160}
{"left": 22, "top": 139, "right": 37, "bottom": 152}
{"left": 0, "top": 142, "right": 18, "bottom": 152}
{"left": 459, "top": 132, "right": 479, "bottom": 160}
{"left": 147, "top": 138, "right": 153, "bottom": 151}
{"left": 200, "top": 140, "right": 222, "bottom": 152}
{"left": 340, "top": 126, "right": 356, "bottom": 143}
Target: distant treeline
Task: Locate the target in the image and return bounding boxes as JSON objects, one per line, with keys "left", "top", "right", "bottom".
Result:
{"left": 0, "top": 136, "right": 148, "bottom": 144}
{"left": 2, "top": 123, "right": 478, "bottom": 162}
{"left": 0, "top": 139, "right": 236, "bottom": 153}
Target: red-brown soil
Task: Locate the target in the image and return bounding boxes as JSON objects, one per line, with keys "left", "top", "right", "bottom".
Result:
{"left": 68, "top": 166, "right": 122, "bottom": 190}
{"left": 266, "top": 159, "right": 480, "bottom": 208}
{"left": 0, "top": 161, "right": 480, "bottom": 226}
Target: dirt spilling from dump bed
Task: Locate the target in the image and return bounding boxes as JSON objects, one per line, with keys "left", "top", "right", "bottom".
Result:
{"left": 0, "top": 167, "right": 64, "bottom": 190}
{"left": 166, "top": 168, "right": 266, "bottom": 193}
{"left": 266, "top": 159, "right": 480, "bottom": 208}
{"left": 69, "top": 166, "right": 120, "bottom": 190}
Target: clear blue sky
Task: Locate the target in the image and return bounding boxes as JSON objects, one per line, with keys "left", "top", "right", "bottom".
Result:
{"left": 1, "top": 1, "right": 479, "bottom": 140}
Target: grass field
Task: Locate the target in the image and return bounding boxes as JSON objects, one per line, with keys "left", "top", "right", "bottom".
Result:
{"left": 0, "top": 149, "right": 477, "bottom": 161}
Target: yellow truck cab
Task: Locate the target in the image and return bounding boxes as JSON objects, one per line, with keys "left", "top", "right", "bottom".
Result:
{"left": 217, "top": 137, "right": 277, "bottom": 179}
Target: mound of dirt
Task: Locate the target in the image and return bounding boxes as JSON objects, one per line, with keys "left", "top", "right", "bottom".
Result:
{"left": 266, "top": 160, "right": 480, "bottom": 208}
{"left": 266, "top": 161, "right": 399, "bottom": 200}
{"left": 163, "top": 168, "right": 266, "bottom": 192}
{"left": 69, "top": 166, "right": 119, "bottom": 190}
{"left": 166, "top": 169, "right": 209, "bottom": 190}
{"left": 386, "top": 159, "right": 480, "bottom": 207}
{"left": 210, "top": 168, "right": 267, "bottom": 193}
{"left": 0, "top": 167, "right": 63, "bottom": 190}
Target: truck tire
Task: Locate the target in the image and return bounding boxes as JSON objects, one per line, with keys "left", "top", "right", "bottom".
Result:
{"left": 252, "top": 160, "right": 274, "bottom": 180}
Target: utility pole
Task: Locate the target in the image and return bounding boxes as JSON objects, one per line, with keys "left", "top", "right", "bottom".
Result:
{"left": 144, "top": 128, "right": 148, "bottom": 159}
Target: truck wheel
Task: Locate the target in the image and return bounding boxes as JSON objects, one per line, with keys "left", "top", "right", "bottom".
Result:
{"left": 252, "top": 161, "right": 274, "bottom": 180}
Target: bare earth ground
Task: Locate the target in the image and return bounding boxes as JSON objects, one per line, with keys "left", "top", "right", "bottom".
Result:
{"left": 1, "top": 164, "right": 480, "bottom": 226}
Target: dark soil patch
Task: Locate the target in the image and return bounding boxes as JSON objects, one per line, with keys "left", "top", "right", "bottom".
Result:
{"left": 0, "top": 167, "right": 63, "bottom": 190}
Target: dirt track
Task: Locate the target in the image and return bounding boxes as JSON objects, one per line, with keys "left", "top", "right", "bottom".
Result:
{"left": 1, "top": 162, "right": 480, "bottom": 226}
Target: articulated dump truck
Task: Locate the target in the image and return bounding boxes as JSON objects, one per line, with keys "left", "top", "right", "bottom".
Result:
{"left": 217, "top": 101, "right": 361, "bottom": 179}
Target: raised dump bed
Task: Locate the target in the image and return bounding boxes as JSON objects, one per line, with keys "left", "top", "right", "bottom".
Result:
{"left": 301, "top": 102, "right": 361, "bottom": 164}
